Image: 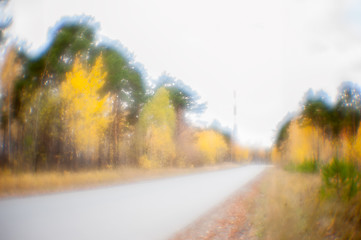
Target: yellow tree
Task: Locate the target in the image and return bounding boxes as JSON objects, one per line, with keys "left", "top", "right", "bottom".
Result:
{"left": 343, "top": 125, "right": 361, "bottom": 165}
{"left": 1, "top": 46, "right": 21, "bottom": 166}
{"left": 279, "top": 120, "right": 333, "bottom": 165}
{"left": 60, "top": 55, "right": 112, "bottom": 168}
{"left": 281, "top": 120, "right": 314, "bottom": 164}
{"left": 271, "top": 146, "right": 282, "bottom": 163}
{"left": 232, "top": 145, "right": 250, "bottom": 163}
{"left": 137, "top": 87, "right": 176, "bottom": 168}
{"left": 196, "top": 130, "right": 228, "bottom": 165}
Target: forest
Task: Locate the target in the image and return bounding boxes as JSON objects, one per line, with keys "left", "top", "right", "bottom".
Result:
{"left": 0, "top": 17, "right": 255, "bottom": 173}
{"left": 272, "top": 82, "right": 361, "bottom": 170}
{"left": 260, "top": 84, "right": 361, "bottom": 239}
{"left": 272, "top": 82, "right": 361, "bottom": 198}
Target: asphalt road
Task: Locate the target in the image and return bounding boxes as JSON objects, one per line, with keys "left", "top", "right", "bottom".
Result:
{"left": 0, "top": 164, "right": 268, "bottom": 240}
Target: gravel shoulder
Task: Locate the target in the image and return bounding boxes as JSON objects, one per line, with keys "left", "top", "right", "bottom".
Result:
{"left": 170, "top": 169, "right": 269, "bottom": 240}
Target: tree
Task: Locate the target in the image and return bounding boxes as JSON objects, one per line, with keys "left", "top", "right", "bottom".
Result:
{"left": 60, "top": 55, "right": 112, "bottom": 168}
{"left": 89, "top": 46, "right": 146, "bottom": 165}
{"left": 284, "top": 120, "right": 318, "bottom": 164}
{"left": 137, "top": 87, "right": 176, "bottom": 168}
{"left": 273, "top": 84, "right": 361, "bottom": 165}
{"left": 301, "top": 99, "right": 330, "bottom": 129}
{"left": 14, "top": 19, "right": 97, "bottom": 119}
{"left": 274, "top": 112, "right": 295, "bottom": 152}
{"left": 155, "top": 73, "right": 207, "bottom": 165}
{"left": 196, "top": 130, "right": 228, "bottom": 165}
{"left": 335, "top": 82, "right": 361, "bottom": 140}
{"left": 0, "top": 46, "right": 21, "bottom": 166}
{"left": 232, "top": 145, "right": 250, "bottom": 163}
{"left": 90, "top": 45, "right": 146, "bottom": 122}
{"left": 21, "top": 87, "right": 62, "bottom": 171}
{"left": 275, "top": 120, "right": 291, "bottom": 151}
{"left": 156, "top": 73, "right": 206, "bottom": 114}
{"left": 0, "top": 0, "right": 12, "bottom": 44}
{"left": 301, "top": 97, "right": 331, "bottom": 161}
{"left": 332, "top": 82, "right": 361, "bottom": 160}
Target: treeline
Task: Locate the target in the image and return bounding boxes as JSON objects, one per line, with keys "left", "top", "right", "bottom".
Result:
{"left": 0, "top": 18, "right": 251, "bottom": 172}
{"left": 272, "top": 82, "right": 361, "bottom": 167}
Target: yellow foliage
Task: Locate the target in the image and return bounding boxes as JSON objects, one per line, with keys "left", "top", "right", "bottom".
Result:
{"left": 286, "top": 121, "right": 314, "bottom": 163}
{"left": 232, "top": 145, "right": 250, "bottom": 162}
{"left": 343, "top": 126, "right": 361, "bottom": 165}
{"left": 139, "top": 155, "right": 156, "bottom": 169}
{"left": 60, "top": 55, "right": 112, "bottom": 156}
{"left": 146, "top": 125, "right": 176, "bottom": 167}
{"left": 276, "top": 119, "right": 334, "bottom": 165}
{"left": 271, "top": 147, "right": 282, "bottom": 163}
{"left": 196, "top": 130, "right": 228, "bottom": 165}
{"left": 138, "top": 87, "right": 176, "bottom": 168}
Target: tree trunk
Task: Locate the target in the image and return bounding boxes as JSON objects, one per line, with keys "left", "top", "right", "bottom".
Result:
{"left": 7, "top": 96, "right": 11, "bottom": 169}
{"left": 98, "top": 141, "right": 102, "bottom": 169}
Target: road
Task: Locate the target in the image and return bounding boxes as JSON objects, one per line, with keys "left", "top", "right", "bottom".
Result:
{"left": 0, "top": 164, "right": 268, "bottom": 240}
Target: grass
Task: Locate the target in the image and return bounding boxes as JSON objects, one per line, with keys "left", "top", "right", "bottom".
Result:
{"left": 0, "top": 162, "right": 240, "bottom": 198}
{"left": 251, "top": 168, "right": 361, "bottom": 240}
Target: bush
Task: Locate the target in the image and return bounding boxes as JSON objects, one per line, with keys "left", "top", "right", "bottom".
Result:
{"left": 297, "top": 159, "right": 319, "bottom": 173}
{"left": 321, "top": 157, "right": 360, "bottom": 200}
{"left": 284, "top": 159, "right": 319, "bottom": 173}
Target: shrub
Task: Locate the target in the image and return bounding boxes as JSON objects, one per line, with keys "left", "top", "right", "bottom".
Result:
{"left": 296, "top": 159, "right": 319, "bottom": 173}
{"left": 321, "top": 157, "right": 360, "bottom": 200}
{"left": 284, "top": 159, "right": 319, "bottom": 173}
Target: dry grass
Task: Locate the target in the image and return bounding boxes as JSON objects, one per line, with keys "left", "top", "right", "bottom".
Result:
{"left": 251, "top": 168, "right": 361, "bottom": 240}
{"left": 0, "top": 162, "right": 241, "bottom": 198}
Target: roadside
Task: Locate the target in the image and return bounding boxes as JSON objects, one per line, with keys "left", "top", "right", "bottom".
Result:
{"left": 0, "top": 162, "right": 242, "bottom": 198}
{"left": 252, "top": 168, "right": 361, "bottom": 240}
{"left": 251, "top": 168, "right": 322, "bottom": 240}
{"left": 170, "top": 168, "right": 268, "bottom": 240}
{"left": 171, "top": 167, "right": 361, "bottom": 240}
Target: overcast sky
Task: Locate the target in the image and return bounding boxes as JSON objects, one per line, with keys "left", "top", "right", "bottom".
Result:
{"left": 6, "top": 0, "right": 361, "bottom": 147}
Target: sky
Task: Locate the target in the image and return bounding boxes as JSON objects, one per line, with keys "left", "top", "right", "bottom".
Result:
{"left": 5, "top": 0, "right": 361, "bottom": 148}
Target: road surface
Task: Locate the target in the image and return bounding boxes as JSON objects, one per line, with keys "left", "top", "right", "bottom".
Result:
{"left": 0, "top": 164, "right": 268, "bottom": 240}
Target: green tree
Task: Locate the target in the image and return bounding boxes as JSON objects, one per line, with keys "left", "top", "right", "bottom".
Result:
{"left": 21, "top": 87, "right": 62, "bottom": 171}
{"left": 89, "top": 45, "right": 146, "bottom": 165}
{"left": 155, "top": 73, "right": 206, "bottom": 166}
{"left": 156, "top": 73, "right": 206, "bottom": 141}
{"left": 156, "top": 73, "right": 206, "bottom": 114}
{"left": 137, "top": 87, "right": 176, "bottom": 168}
{"left": 0, "top": 0, "right": 12, "bottom": 44}
{"left": 335, "top": 82, "right": 361, "bottom": 140}
{"left": 301, "top": 94, "right": 331, "bottom": 161}
{"left": 14, "top": 19, "right": 97, "bottom": 119}
{"left": 274, "top": 112, "right": 295, "bottom": 153}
